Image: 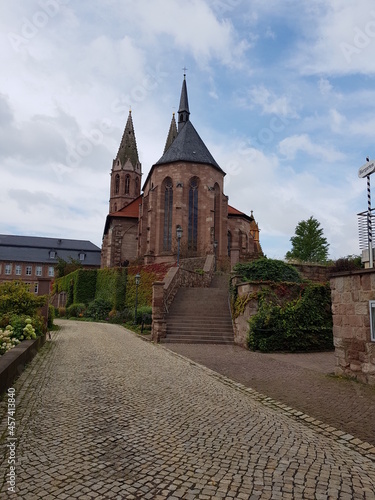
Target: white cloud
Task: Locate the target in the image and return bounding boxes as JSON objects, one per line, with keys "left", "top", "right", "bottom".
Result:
{"left": 289, "top": 1, "right": 375, "bottom": 75}
{"left": 243, "top": 86, "right": 297, "bottom": 118}
{"left": 278, "top": 134, "right": 345, "bottom": 163}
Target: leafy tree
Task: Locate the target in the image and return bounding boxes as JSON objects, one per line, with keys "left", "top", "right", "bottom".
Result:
{"left": 56, "top": 256, "right": 83, "bottom": 278}
{"left": 285, "top": 216, "right": 329, "bottom": 263}
{"left": 0, "top": 281, "right": 46, "bottom": 316}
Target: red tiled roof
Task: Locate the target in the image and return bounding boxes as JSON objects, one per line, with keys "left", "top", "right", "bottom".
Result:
{"left": 228, "top": 205, "right": 244, "bottom": 216}
{"left": 228, "top": 205, "right": 252, "bottom": 221}
{"left": 110, "top": 196, "right": 142, "bottom": 218}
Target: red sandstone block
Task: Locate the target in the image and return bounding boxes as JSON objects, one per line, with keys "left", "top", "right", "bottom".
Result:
{"left": 354, "top": 302, "right": 368, "bottom": 315}
{"left": 349, "top": 315, "right": 364, "bottom": 327}
{"left": 360, "top": 273, "right": 371, "bottom": 290}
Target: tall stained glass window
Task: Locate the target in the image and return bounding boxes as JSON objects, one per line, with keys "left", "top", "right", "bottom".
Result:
{"left": 188, "top": 177, "right": 198, "bottom": 251}
{"left": 163, "top": 178, "right": 173, "bottom": 251}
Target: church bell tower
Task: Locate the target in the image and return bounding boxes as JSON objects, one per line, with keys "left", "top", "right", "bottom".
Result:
{"left": 109, "top": 110, "right": 142, "bottom": 213}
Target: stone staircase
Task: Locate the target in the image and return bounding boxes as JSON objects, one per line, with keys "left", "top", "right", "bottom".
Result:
{"left": 162, "top": 274, "right": 234, "bottom": 344}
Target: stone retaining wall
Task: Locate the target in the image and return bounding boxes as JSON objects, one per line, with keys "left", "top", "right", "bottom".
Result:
{"left": 330, "top": 270, "right": 375, "bottom": 385}
{"left": 0, "top": 335, "right": 46, "bottom": 394}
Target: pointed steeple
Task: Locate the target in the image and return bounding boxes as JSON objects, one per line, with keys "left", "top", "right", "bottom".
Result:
{"left": 178, "top": 74, "right": 190, "bottom": 132}
{"left": 164, "top": 113, "right": 178, "bottom": 153}
{"left": 116, "top": 110, "right": 140, "bottom": 167}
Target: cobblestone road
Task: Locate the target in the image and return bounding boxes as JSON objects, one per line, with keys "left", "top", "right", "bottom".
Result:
{"left": 1, "top": 320, "right": 375, "bottom": 499}
{"left": 166, "top": 345, "right": 375, "bottom": 447}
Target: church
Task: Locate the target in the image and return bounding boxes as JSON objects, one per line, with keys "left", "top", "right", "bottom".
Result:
{"left": 101, "top": 76, "right": 262, "bottom": 268}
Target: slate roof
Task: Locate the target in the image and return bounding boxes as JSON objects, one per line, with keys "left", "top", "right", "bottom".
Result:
{"left": 0, "top": 235, "right": 101, "bottom": 266}
{"left": 155, "top": 120, "right": 224, "bottom": 172}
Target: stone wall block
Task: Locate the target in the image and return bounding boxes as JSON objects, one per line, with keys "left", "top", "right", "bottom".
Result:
{"left": 360, "top": 273, "right": 371, "bottom": 290}
{"left": 355, "top": 302, "right": 368, "bottom": 316}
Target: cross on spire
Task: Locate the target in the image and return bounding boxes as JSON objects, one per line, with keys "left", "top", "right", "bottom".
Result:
{"left": 182, "top": 66, "right": 188, "bottom": 78}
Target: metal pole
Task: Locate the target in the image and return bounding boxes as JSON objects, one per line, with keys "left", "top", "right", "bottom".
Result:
{"left": 177, "top": 238, "right": 180, "bottom": 267}
{"left": 368, "top": 175, "right": 373, "bottom": 268}
{"left": 134, "top": 274, "right": 140, "bottom": 324}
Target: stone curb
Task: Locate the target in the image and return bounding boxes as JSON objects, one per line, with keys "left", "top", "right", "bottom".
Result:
{"left": 158, "top": 343, "right": 375, "bottom": 463}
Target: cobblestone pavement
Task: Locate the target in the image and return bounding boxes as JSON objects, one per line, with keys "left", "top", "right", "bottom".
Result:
{"left": 0, "top": 321, "right": 374, "bottom": 499}
{"left": 166, "top": 344, "right": 375, "bottom": 447}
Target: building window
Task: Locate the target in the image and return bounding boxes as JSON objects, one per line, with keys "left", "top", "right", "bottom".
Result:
{"left": 125, "top": 175, "right": 130, "bottom": 194}
{"left": 15, "top": 265, "right": 22, "bottom": 276}
{"left": 49, "top": 250, "right": 56, "bottom": 259}
{"left": 26, "top": 266, "right": 32, "bottom": 276}
{"left": 5, "top": 264, "right": 12, "bottom": 275}
{"left": 34, "top": 283, "right": 39, "bottom": 294}
{"left": 48, "top": 266, "right": 54, "bottom": 277}
{"left": 163, "top": 177, "right": 173, "bottom": 251}
{"left": 135, "top": 177, "right": 139, "bottom": 194}
{"left": 188, "top": 177, "right": 199, "bottom": 251}
{"left": 79, "top": 253, "right": 86, "bottom": 261}
{"left": 115, "top": 174, "right": 120, "bottom": 194}
{"left": 36, "top": 266, "right": 42, "bottom": 276}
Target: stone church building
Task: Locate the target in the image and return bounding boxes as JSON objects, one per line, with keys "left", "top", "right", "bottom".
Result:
{"left": 101, "top": 77, "right": 262, "bottom": 268}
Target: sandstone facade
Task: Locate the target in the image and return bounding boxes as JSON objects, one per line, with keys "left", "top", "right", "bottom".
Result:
{"left": 101, "top": 77, "right": 262, "bottom": 268}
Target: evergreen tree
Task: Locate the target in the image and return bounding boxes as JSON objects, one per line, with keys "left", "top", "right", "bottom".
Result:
{"left": 285, "top": 216, "right": 329, "bottom": 263}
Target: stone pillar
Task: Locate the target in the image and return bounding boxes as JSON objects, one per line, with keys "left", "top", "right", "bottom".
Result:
{"left": 151, "top": 281, "right": 166, "bottom": 342}
{"left": 330, "top": 270, "right": 375, "bottom": 385}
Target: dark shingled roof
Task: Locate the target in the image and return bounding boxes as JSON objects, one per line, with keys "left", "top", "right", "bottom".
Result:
{"left": 0, "top": 235, "right": 101, "bottom": 266}
{"left": 155, "top": 120, "right": 224, "bottom": 173}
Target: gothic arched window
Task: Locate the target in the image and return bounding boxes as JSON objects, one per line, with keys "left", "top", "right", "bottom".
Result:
{"left": 135, "top": 177, "right": 139, "bottom": 195}
{"left": 125, "top": 175, "right": 130, "bottom": 194}
{"left": 163, "top": 177, "right": 173, "bottom": 251}
{"left": 188, "top": 177, "right": 199, "bottom": 251}
{"left": 115, "top": 174, "right": 120, "bottom": 194}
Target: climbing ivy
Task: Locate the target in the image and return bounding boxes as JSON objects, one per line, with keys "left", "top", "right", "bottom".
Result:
{"left": 248, "top": 283, "right": 333, "bottom": 352}
{"left": 233, "top": 257, "right": 303, "bottom": 283}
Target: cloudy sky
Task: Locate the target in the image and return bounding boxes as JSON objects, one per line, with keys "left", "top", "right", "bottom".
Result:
{"left": 1, "top": 0, "right": 375, "bottom": 259}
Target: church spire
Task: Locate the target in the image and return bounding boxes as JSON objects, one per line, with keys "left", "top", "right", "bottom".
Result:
{"left": 178, "top": 74, "right": 190, "bottom": 132}
{"left": 116, "top": 110, "right": 140, "bottom": 167}
{"left": 109, "top": 110, "right": 142, "bottom": 213}
{"left": 164, "top": 112, "right": 178, "bottom": 153}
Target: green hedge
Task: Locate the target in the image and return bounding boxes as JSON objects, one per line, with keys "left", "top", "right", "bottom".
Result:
{"left": 248, "top": 283, "right": 333, "bottom": 352}
{"left": 234, "top": 257, "right": 303, "bottom": 283}
{"left": 95, "top": 268, "right": 127, "bottom": 310}
{"left": 55, "top": 267, "right": 127, "bottom": 310}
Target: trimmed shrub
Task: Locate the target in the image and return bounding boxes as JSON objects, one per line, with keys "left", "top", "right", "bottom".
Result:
{"left": 135, "top": 305, "right": 152, "bottom": 325}
{"left": 234, "top": 257, "right": 302, "bottom": 283}
{"left": 66, "top": 303, "right": 86, "bottom": 318}
{"left": 86, "top": 298, "right": 112, "bottom": 321}
{"left": 108, "top": 308, "right": 133, "bottom": 324}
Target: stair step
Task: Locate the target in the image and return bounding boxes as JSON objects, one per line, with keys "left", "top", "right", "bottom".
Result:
{"left": 164, "top": 277, "right": 233, "bottom": 344}
{"left": 161, "top": 337, "right": 234, "bottom": 344}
